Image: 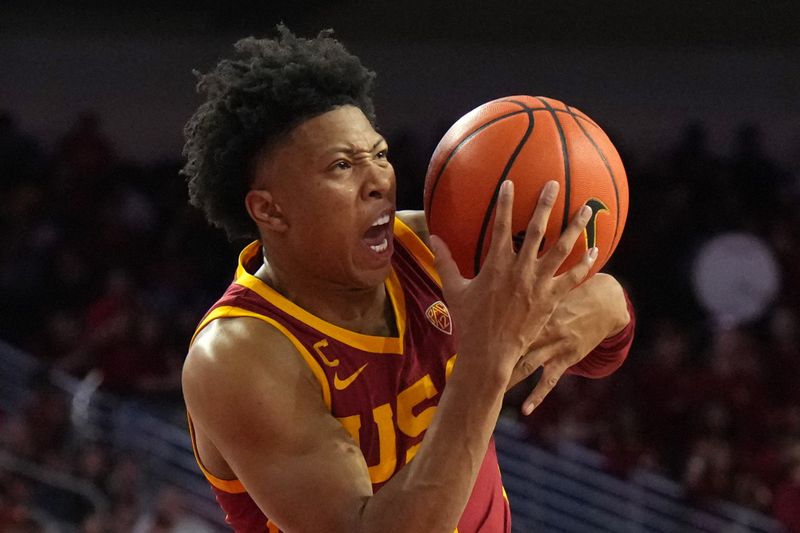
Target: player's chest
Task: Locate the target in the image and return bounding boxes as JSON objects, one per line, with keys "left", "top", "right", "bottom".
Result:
{"left": 311, "top": 311, "right": 457, "bottom": 417}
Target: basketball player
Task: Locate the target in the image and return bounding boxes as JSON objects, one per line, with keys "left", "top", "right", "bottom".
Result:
{"left": 181, "top": 27, "right": 634, "bottom": 533}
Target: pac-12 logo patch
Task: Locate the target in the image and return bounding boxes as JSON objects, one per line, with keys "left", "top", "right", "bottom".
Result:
{"left": 425, "top": 300, "right": 452, "bottom": 335}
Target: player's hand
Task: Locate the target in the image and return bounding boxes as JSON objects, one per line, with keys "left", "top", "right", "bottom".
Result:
{"left": 429, "top": 180, "right": 598, "bottom": 384}
{"left": 509, "top": 273, "right": 630, "bottom": 414}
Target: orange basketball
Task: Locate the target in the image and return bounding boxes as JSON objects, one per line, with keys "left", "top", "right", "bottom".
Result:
{"left": 423, "top": 95, "right": 628, "bottom": 278}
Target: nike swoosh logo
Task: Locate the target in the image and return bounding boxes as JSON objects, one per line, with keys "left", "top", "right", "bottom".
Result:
{"left": 333, "top": 363, "right": 369, "bottom": 391}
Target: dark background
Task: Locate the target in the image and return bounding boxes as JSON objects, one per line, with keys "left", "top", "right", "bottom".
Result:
{"left": 2, "top": 0, "right": 799, "bottom": 165}
{"left": 2, "top": 1, "right": 800, "bottom": 530}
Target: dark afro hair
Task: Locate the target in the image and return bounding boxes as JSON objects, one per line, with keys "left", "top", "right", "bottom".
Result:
{"left": 181, "top": 26, "right": 377, "bottom": 241}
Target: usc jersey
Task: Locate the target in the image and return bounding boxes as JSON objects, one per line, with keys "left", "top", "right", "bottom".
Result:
{"left": 188, "top": 218, "right": 511, "bottom": 533}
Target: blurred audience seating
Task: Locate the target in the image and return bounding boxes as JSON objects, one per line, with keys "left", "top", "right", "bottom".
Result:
{"left": 1, "top": 111, "right": 798, "bottom": 532}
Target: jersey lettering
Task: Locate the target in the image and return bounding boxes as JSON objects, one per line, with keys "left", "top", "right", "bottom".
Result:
{"left": 313, "top": 339, "right": 339, "bottom": 367}
{"left": 368, "top": 403, "right": 397, "bottom": 483}
{"left": 397, "top": 374, "right": 439, "bottom": 438}
{"left": 337, "top": 368, "right": 449, "bottom": 482}
{"left": 337, "top": 414, "right": 362, "bottom": 446}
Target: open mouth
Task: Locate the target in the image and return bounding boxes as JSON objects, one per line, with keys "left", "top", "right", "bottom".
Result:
{"left": 363, "top": 212, "right": 393, "bottom": 254}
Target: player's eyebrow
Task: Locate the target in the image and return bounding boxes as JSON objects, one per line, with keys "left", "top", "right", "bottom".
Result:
{"left": 326, "top": 138, "right": 386, "bottom": 156}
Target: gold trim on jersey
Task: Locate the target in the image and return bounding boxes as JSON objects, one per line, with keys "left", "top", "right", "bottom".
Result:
{"left": 192, "top": 305, "right": 332, "bottom": 409}
{"left": 191, "top": 304, "right": 264, "bottom": 345}
{"left": 233, "top": 243, "right": 411, "bottom": 355}
{"left": 187, "top": 414, "right": 246, "bottom": 494}
{"left": 393, "top": 217, "right": 442, "bottom": 287}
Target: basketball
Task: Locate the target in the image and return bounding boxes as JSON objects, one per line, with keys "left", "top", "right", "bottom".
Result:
{"left": 423, "top": 95, "right": 628, "bottom": 278}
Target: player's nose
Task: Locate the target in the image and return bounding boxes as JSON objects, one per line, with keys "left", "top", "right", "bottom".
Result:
{"left": 363, "top": 164, "right": 394, "bottom": 200}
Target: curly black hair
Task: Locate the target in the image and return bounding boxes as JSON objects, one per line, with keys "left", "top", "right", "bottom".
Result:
{"left": 182, "top": 26, "right": 377, "bottom": 241}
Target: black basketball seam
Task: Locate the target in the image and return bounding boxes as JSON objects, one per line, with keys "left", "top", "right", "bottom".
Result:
{"left": 535, "top": 97, "right": 571, "bottom": 232}
{"left": 556, "top": 104, "right": 600, "bottom": 128}
{"left": 566, "top": 105, "right": 622, "bottom": 253}
{"left": 566, "top": 107, "right": 600, "bottom": 129}
{"left": 505, "top": 99, "right": 531, "bottom": 111}
{"left": 500, "top": 97, "right": 597, "bottom": 126}
{"left": 427, "top": 109, "right": 528, "bottom": 209}
{"left": 472, "top": 109, "right": 535, "bottom": 276}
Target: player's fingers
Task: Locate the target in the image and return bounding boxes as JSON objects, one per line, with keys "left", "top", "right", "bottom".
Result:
{"left": 430, "top": 235, "right": 467, "bottom": 297}
{"left": 517, "top": 181, "right": 559, "bottom": 265}
{"left": 554, "top": 246, "right": 598, "bottom": 290}
{"left": 484, "top": 180, "right": 515, "bottom": 263}
{"left": 521, "top": 363, "right": 567, "bottom": 415}
{"left": 537, "top": 204, "right": 592, "bottom": 278}
{"left": 509, "top": 349, "right": 547, "bottom": 388}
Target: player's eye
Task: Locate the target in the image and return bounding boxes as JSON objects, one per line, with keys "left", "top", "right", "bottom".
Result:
{"left": 376, "top": 149, "right": 388, "bottom": 160}
{"left": 333, "top": 160, "right": 351, "bottom": 171}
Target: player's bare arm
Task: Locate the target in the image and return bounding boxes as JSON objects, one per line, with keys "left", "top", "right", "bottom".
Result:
{"left": 185, "top": 180, "right": 594, "bottom": 533}
{"left": 184, "top": 318, "right": 376, "bottom": 532}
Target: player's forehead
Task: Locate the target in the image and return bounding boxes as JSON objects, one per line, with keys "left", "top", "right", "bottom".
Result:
{"left": 285, "top": 105, "right": 384, "bottom": 155}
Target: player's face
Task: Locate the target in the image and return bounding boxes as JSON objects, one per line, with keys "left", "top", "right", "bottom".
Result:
{"left": 257, "top": 105, "right": 396, "bottom": 289}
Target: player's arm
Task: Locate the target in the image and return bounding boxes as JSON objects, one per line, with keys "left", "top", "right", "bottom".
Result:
{"left": 564, "top": 281, "right": 634, "bottom": 378}
{"left": 507, "top": 272, "right": 634, "bottom": 414}
{"left": 185, "top": 318, "right": 376, "bottom": 532}
{"left": 184, "top": 311, "right": 513, "bottom": 533}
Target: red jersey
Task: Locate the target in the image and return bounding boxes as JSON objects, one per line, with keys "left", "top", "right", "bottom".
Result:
{"left": 188, "top": 218, "right": 512, "bottom": 533}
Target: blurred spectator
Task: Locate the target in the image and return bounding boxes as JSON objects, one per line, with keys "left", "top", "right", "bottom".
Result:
{"left": 106, "top": 453, "right": 144, "bottom": 506}
{"left": 54, "top": 270, "right": 181, "bottom": 398}
{"left": 774, "top": 448, "right": 800, "bottom": 533}
{"left": 728, "top": 124, "right": 791, "bottom": 226}
{"left": 0, "top": 111, "right": 44, "bottom": 189}
{"left": 664, "top": 122, "right": 725, "bottom": 232}
{"left": 0, "top": 472, "right": 41, "bottom": 531}
{"left": 2, "top": 374, "right": 71, "bottom": 462}
{"left": 132, "top": 486, "right": 215, "bottom": 533}
{"left": 54, "top": 111, "right": 115, "bottom": 180}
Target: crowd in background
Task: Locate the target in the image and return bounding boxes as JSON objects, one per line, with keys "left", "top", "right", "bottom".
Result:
{"left": 0, "top": 109, "right": 799, "bottom": 531}
{"left": 0, "top": 374, "right": 213, "bottom": 532}
{"left": 514, "top": 122, "right": 800, "bottom": 532}
{"left": 0, "top": 110, "right": 225, "bottom": 531}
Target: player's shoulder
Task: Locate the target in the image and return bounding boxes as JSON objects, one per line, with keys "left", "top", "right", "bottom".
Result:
{"left": 183, "top": 317, "right": 306, "bottom": 395}
{"left": 182, "top": 316, "right": 331, "bottom": 474}
{"left": 396, "top": 210, "right": 429, "bottom": 245}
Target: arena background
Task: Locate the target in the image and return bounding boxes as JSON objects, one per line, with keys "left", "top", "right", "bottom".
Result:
{"left": 1, "top": 1, "right": 799, "bottom": 531}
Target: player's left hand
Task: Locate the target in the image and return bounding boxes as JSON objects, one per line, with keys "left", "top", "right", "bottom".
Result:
{"left": 508, "top": 273, "right": 629, "bottom": 415}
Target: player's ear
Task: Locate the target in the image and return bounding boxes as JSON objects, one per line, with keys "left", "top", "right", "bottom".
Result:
{"left": 246, "top": 189, "right": 287, "bottom": 232}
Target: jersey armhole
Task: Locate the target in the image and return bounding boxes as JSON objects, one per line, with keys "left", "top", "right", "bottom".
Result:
{"left": 186, "top": 412, "right": 247, "bottom": 493}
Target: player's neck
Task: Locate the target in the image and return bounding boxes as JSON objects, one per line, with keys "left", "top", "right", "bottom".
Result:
{"left": 256, "top": 262, "right": 397, "bottom": 338}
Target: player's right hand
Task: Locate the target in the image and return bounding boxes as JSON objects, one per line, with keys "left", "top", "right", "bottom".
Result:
{"left": 429, "top": 180, "right": 597, "bottom": 385}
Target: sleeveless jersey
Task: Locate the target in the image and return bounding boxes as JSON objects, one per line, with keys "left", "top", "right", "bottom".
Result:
{"left": 188, "top": 218, "right": 511, "bottom": 533}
